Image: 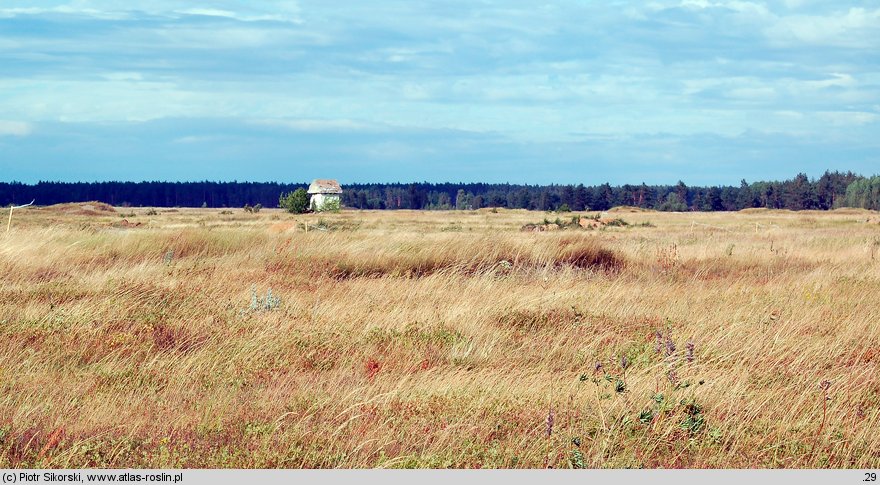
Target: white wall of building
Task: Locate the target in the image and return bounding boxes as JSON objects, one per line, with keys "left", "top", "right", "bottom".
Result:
{"left": 310, "top": 193, "right": 341, "bottom": 211}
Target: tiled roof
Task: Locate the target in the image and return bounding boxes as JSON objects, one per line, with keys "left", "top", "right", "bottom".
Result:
{"left": 307, "top": 179, "right": 343, "bottom": 194}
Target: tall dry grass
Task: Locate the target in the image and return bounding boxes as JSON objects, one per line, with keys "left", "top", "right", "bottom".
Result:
{"left": 1, "top": 206, "right": 879, "bottom": 468}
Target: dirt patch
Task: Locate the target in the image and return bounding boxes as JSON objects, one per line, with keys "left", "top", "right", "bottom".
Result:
{"left": 112, "top": 219, "right": 142, "bottom": 228}
{"left": 268, "top": 221, "right": 297, "bottom": 233}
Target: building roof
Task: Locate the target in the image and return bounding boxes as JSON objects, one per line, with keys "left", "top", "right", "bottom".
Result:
{"left": 307, "top": 179, "right": 343, "bottom": 194}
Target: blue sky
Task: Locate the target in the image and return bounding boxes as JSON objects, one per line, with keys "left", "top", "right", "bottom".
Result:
{"left": 0, "top": 1, "right": 878, "bottom": 185}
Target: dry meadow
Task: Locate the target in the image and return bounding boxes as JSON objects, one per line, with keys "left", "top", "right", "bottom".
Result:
{"left": 2, "top": 203, "right": 880, "bottom": 468}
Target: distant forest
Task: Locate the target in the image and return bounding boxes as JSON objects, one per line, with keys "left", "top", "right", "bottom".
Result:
{"left": 3, "top": 171, "right": 880, "bottom": 212}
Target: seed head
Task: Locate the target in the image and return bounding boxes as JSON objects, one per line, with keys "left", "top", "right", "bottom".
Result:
{"left": 685, "top": 340, "right": 695, "bottom": 363}
{"left": 546, "top": 409, "right": 555, "bottom": 437}
{"left": 620, "top": 355, "right": 629, "bottom": 370}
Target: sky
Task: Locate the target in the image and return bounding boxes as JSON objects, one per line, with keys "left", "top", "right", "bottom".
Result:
{"left": 0, "top": 0, "right": 878, "bottom": 185}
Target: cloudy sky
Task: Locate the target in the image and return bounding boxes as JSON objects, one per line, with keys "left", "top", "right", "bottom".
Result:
{"left": 0, "top": 1, "right": 878, "bottom": 184}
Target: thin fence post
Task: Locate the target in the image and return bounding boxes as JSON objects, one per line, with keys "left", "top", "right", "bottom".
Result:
{"left": 5, "top": 200, "right": 35, "bottom": 234}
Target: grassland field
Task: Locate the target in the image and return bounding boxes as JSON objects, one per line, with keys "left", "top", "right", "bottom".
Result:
{"left": 2, "top": 203, "right": 880, "bottom": 468}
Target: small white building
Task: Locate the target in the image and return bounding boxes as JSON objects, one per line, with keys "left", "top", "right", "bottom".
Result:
{"left": 308, "top": 179, "right": 343, "bottom": 211}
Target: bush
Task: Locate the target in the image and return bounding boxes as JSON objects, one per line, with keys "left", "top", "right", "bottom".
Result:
{"left": 253, "top": 203, "right": 262, "bottom": 213}
{"left": 313, "top": 197, "right": 341, "bottom": 213}
{"left": 280, "top": 188, "right": 310, "bottom": 214}
{"left": 557, "top": 204, "right": 571, "bottom": 213}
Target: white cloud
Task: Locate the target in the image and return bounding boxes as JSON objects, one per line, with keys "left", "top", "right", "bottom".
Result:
{"left": 0, "top": 0, "right": 877, "bottom": 147}
{"left": 677, "top": 0, "right": 772, "bottom": 17}
{"left": 101, "top": 72, "right": 144, "bottom": 82}
{"left": 248, "top": 118, "right": 383, "bottom": 132}
{"left": 0, "top": 120, "right": 33, "bottom": 137}
{"left": 0, "top": 6, "right": 129, "bottom": 20}
{"left": 173, "top": 8, "right": 301, "bottom": 24}
{"left": 0, "top": 1, "right": 302, "bottom": 23}
{"left": 815, "top": 111, "right": 878, "bottom": 126}
{"left": 765, "top": 7, "right": 880, "bottom": 47}
{"left": 172, "top": 135, "right": 224, "bottom": 144}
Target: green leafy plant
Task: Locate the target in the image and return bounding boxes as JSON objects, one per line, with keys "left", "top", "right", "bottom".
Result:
{"left": 680, "top": 399, "right": 705, "bottom": 435}
{"left": 569, "top": 449, "right": 585, "bottom": 469}
{"left": 248, "top": 285, "right": 281, "bottom": 312}
{"left": 318, "top": 198, "right": 341, "bottom": 213}
{"left": 279, "top": 188, "right": 310, "bottom": 214}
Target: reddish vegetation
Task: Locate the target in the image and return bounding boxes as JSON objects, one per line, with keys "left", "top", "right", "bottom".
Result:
{"left": 365, "top": 358, "right": 382, "bottom": 381}
{"left": 37, "top": 427, "right": 64, "bottom": 460}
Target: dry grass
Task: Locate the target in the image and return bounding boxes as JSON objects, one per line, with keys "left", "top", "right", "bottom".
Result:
{"left": 1, "top": 206, "right": 880, "bottom": 468}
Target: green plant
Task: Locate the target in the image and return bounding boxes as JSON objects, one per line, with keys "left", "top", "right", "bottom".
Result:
{"left": 280, "top": 188, "right": 310, "bottom": 214}
{"left": 604, "top": 218, "right": 629, "bottom": 227}
{"left": 318, "top": 198, "right": 341, "bottom": 213}
{"left": 248, "top": 285, "right": 281, "bottom": 312}
{"left": 680, "top": 399, "right": 705, "bottom": 435}
{"left": 569, "top": 449, "right": 585, "bottom": 469}
{"left": 557, "top": 204, "right": 571, "bottom": 213}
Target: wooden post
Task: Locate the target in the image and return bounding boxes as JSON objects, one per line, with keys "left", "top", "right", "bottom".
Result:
{"left": 5, "top": 200, "right": 34, "bottom": 233}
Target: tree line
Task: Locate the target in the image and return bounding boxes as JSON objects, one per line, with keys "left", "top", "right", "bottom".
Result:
{"left": 2, "top": 171, "right": 879, "bottom": 212}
